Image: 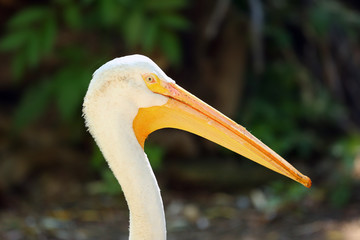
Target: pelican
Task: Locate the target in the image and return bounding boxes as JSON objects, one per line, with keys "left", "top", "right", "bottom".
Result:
{"left": 83, "top": 54, "right": 311, "bottom": 240}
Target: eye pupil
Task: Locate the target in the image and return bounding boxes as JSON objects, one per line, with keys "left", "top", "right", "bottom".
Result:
{"left": 147, "top": 76, "right": 154, "bottom": 82}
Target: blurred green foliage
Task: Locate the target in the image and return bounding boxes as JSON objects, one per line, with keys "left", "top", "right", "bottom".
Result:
{"left": 242, "top": 61, "right": 341, "bottom": 157}
{"left": 240, "top": 0, "right": 360, "bottom": 207}
{"left": 329, "top": 134, "right": 360, "bottom": 207}
{"left": 308, "top": 0, "right": 360, "bottom": 38}
{"left": 1, "top": 0, "right": 189, "bottom": 130}
{"left": 145, "top": 143, "right": 166, "bottom": 170}
{"left": 1, "top": 0, "right": 359, "bottom": 206}
{"left": 0, "top": 6, "right": 56, "bottom": 79}
{"left": 1, "top": 0, "right": 188, "bottom": 193}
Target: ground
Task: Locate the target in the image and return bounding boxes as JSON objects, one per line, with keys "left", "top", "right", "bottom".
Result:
{"left": 1, "top": 189, "right": 360, "bottom": 240}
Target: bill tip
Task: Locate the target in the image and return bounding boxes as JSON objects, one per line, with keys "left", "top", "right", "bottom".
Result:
{"left": 303, "top": 176, "right": 312, "bottom": 188}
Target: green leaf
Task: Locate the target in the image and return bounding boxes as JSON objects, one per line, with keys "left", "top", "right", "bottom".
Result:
{"left": 42, "top": 16, "right": 57, "bottom": 54}
{"left": 63, "top": 4, "right": 82, "bottom": 29}
{"left": 145, "top": 144, "right": 165, "bottom": 170}
{"left": 26, "top": 32, "right": 41, "bottom": 67}
{"left": 7, "top": 7, "right": 49, "bottom": 28}
{"left": 101, "top": 168, "right": 122, "bottom": 194}
{"left": 54, "top": 70, "right": 75, "bottom": 120}
{"left": 13, "top": 80, "right": 54, "bottom": 130}
{"left": 146, "top": 0, "right": 188, "bottom": 11}
{"left": 90, "top": 144, "right": 105, "bottom": 169}
{"left": 54, "top": 67, "right": 91, "bottom": 121}
{"left": 0, "top": 30, "right": 30, "bottom": 51}
{"left": 160, "top": 31, "right": 182, "bottom": 65}
{"left": 11, "top": 52, "right": 27, "bottom": 81}
{"left": 158, "top": 14, "right": 190, "bottom": 30}
{"left": 123, "top": 10, "right": 144, "bottom": 48}
{"left": 142, "top": 20, "right": 159, "bottom": 52}
{"left": 309, "top": 5, "right": 331, "bottom": 37}
{"left": 99, "top": 0, "right": 121, "bottom": 25}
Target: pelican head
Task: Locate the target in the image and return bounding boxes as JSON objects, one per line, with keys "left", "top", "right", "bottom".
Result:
{"left": 84, "top": 54, "right": 310, "bottom": 187}
{"left": 83, "top": 54, "right": 311, "bottom": 240}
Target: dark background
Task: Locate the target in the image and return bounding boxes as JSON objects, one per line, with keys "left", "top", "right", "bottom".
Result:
{"left": 1, "top": 0, "right": 360, "bottom": 239}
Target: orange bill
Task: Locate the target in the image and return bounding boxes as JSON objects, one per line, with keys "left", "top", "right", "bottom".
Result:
{"left": 133, "top": 73, "right": 312, "bottom": 188}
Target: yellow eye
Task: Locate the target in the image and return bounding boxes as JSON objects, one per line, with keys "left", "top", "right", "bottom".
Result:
{"left": 143, "top": 73, "right": 156, "bottom": 83}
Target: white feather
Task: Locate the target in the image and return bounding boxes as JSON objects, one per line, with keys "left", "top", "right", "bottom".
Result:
{"left": 83, "top": 55, "right": 169, "bottom": 240}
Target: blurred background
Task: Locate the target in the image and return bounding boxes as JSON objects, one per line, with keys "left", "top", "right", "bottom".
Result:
{"left": 1, "top": 0, "right": 360, "bottom": 239}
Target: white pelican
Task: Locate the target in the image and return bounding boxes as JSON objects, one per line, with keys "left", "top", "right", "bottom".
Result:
{"left": 83, "top": 54, "right": 311, "bottom": 240}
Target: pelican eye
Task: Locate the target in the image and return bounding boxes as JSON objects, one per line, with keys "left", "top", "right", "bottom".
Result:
{"left": 144, "top": 74, "right": 156, "bottom": 84}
